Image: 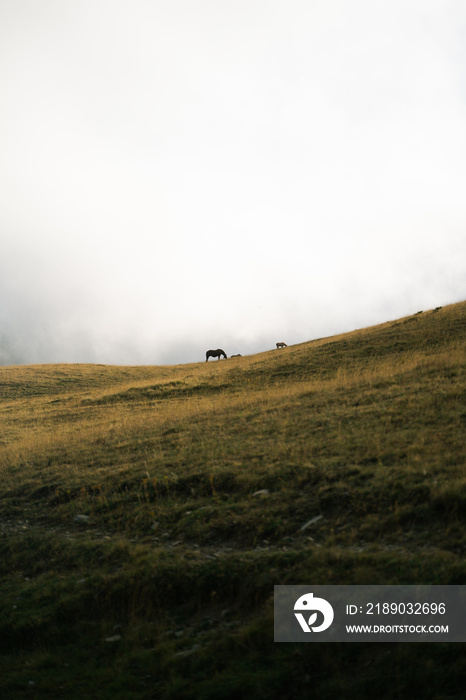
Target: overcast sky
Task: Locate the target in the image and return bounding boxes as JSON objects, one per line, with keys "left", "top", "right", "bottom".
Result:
{"left": 1, "top": 0, "right": 465, "bottom": 365}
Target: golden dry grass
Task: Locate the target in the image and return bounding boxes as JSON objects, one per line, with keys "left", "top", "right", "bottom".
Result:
{"left": 0, "top": 302, "right": 465, "bottom": 699}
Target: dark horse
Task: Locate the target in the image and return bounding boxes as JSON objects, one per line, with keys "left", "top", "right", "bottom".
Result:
{"left": 206, "top": 348, "right": 227, "bottom": 361}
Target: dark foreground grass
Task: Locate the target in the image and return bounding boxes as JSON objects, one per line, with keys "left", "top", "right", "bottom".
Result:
{"left": 0, "top": 303, "right": 465, "bottom": 698}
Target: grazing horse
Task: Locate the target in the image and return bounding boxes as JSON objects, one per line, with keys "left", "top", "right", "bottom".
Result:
{"left": 206, "top": 348, "right": 227, "bottom": 361}
{"left": 276, "top": 342, "right": 287, "bottom": 349}
{"left": 230, "top": 354, "right": 242, "bottom": 358}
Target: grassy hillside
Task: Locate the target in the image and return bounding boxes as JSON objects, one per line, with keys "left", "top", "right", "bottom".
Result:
{"left": 0, "top": 302, "right": 465, "bottom": 699}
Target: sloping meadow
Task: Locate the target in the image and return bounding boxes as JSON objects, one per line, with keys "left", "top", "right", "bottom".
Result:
{"left": 0, "top": 303, "right": 465, "bottom": 698}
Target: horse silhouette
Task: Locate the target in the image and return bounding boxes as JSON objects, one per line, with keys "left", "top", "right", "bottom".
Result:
{"left": 206, "top": 348, "right": 227, "bottom": 361}
{"left": 276, "top": 342, "right": 287, "bottom": 349}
